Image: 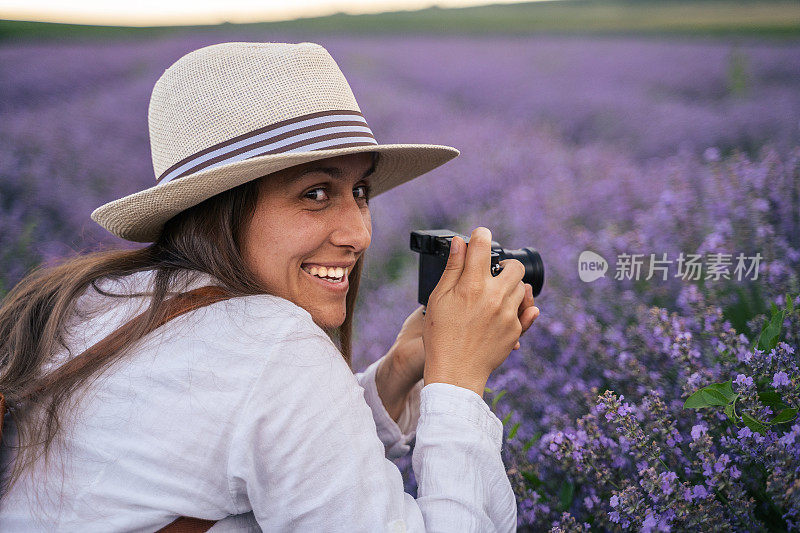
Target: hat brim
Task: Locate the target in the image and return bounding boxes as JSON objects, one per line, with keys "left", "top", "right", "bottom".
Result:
{"left": 91, "top": 143, "right": 459, "bottom": 242}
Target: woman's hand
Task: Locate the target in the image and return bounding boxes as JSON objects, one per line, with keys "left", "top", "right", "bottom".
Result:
{"left": 510, "top": 270, "right": 540, "bottom": 351}
{"left": 390, "top": 282, "right": 538, "bottom": 381}
{"left": 386, "top": 306, "right": 427, "bottom": 386}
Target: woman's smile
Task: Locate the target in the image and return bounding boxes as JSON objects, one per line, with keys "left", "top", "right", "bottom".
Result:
{"left": 300, "top": 263, "right": 351, "bottom": 293}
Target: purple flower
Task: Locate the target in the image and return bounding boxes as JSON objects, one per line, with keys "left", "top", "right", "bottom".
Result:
{"left": 609, "top": 511, "right": 620, "bottom": 524}
{"left": 691, "top": 423, "right": 708, "bottom": 441}
{"left": 703, "top": 147, "right": 721, "bottom": 162}
{"left": 660, "top": 471, "right": 678, "bottom": 495}
{"left": 730, "top": 465, "right": 742, "bottom": 479}
{"left": 641, "top": 511, "right": 658, "bottom": 533}
{"left": 734, "top": 374, "right": 753, "bottom": 388}
{"left": 779, "top": 424, "right": 799, "bottom": 446}
{"left": 692, "top": 485, "right": 709, "bottom": 499}
{"left": 617, "top": 402, "right": 633, "bottom": 416}
{"left": 610, "top": 495, "right": 619, "bottom": 508}
{"left": 772, "top": 371, "right": 791, "bottom": 388}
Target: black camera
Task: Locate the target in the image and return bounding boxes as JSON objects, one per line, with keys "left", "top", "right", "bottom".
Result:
{"left": 410, "top": 229, "right": 544, "bottom": 306}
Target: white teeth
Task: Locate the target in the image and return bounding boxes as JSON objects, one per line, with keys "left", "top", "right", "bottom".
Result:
{"left": 302, "top": 265, "right": 349, "bottom": 283}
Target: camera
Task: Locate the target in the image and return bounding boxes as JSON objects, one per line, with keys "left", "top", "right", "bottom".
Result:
{"left": 410, "top": 229, "right": 544, "bottom": 306}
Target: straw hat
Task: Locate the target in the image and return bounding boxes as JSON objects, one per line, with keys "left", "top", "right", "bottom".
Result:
{"left": 91, "top": 41, "right": 459, "bottom": 242}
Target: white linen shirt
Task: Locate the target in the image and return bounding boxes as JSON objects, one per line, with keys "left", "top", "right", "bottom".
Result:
{"left": 0, "top": 269, "right": 517, "bottom": 532}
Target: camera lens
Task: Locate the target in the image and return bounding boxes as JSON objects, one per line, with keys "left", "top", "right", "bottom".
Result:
{"left": 501, "top": 247, "right": 544, "bottom": 297}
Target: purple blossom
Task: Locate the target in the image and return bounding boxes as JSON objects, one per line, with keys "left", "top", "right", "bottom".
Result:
{"left": 779, "top": 424, "right": 799, "bottom": 446}
{"left": 660, "top": 471, "right": 678, "bottom": 495}
{"left": 772, "top": 371, "right": 791, "bottom": 388}
{"left": 642, "top": 511, "right": 659, "bottom": 533}
{"left": 691, "top": 423, "right": 708, "bottom": 441}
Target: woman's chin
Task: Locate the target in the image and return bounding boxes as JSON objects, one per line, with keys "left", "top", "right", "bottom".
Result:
{"left": 308, "top": 305, "right": 347, "bottom": 330}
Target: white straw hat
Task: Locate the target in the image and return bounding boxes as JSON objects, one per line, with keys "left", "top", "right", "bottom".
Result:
{"left": 91, "top": 41, "right": 459, "bottom": 242}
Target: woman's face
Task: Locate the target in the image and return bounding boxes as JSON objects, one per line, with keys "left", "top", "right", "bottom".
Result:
{"left": 241, "top": 152, "right": 374, "bottom": 329}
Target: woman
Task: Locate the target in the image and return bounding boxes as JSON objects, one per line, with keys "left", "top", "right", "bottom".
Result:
{"left": 0, "top": 42, "right": 539, "bottom": 531}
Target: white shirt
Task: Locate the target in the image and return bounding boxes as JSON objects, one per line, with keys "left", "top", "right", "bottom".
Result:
{"left": 0, "top": 269, "right": 517, "bottom": 532}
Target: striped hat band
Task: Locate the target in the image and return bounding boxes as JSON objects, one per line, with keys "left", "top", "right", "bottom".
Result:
{"left": 157, "top": 109, "right": 377, "bottom": 185}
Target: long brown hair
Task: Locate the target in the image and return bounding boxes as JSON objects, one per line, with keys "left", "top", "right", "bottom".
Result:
{"left": 0, "top": 158, "right": 371, "bottom": 492}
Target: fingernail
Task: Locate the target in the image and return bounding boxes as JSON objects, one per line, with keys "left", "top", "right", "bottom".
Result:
{"left": 450, "top": 238, "right": 460, "bottom": 254}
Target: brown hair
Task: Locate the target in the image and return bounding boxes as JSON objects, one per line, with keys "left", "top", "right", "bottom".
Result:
{"left": 0, "top": 154, "right": 374, "bottom": 493}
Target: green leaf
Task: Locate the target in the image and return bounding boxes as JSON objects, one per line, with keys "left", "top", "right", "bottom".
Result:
{"left": 771, "top": 407, "right": 798, "bottom": 425}
{"left": 756, "top": 303, "right": 785, "bottom": 352}
{"left": 508, "top": 422, "right": 520, "bottom": 439}
{"left": 741, "top": 412, "right": 767, "bottom": 434}
{"left": 758, "top": 390, "right": 787, "bottom": 410}
{"left": 521, "top": 470, "right": 542, "bottom": 488}
{"left": 523, "top": 432, "right": 542, "bottom": 453}
{"left": 684, "top": 389, "right": 713, "bottom": 409}
{"left": 484, "top": 386, "right": 493, "bottom": 394}
{"left": 491, "top": 390, "right": 507, "bottom": 409}
{"left": 501, "top": 412, "right": 513, "bottom": 426}
{"left": 684, "top": 384, "right": 731, "bottom": 409}
{"left": 724, "top": 403, "right": 735, "bottom": 421}
{"left": 702, "top": 388, "right": 730, "bottom": 406}
{"left": 786, "top": 294, "right": 795, "bottom": 313}
{"left": 558, "top": 481, "right": 575, "bottom": 512}
{"left": 706, "top": 380, "right": 737, "bottom": 402}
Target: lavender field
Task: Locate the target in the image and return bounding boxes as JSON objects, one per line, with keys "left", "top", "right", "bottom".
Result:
{"left": 2, "top": 32, "right": 800, "bottom": 531}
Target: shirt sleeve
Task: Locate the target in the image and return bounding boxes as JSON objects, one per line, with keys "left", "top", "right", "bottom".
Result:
{"left": 354, "top": 355, "right": 423, "bottom": 459}
{"left": 226, "top": 322, "right": 517, "bottom": 532}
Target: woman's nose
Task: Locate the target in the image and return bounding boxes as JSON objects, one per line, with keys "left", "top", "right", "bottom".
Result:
{"left": 330, "top": 198, "right": 371, "bottom": 252}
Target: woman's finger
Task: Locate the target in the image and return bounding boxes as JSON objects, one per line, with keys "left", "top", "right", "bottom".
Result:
{"left": 518, "top": 283, "right": 534, "bottom": 318}
{"left": 520, "top": 305, "right": 540, "bottom": 334}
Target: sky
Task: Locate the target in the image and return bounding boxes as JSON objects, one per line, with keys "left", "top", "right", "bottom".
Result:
{"left": 0, "top": 0, "right": 544, "bottom": 26}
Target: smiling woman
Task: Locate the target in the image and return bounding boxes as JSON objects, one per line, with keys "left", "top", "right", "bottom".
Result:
{"left": 241, "top": 152, "right": 376, "bottom": 330}
{"left": 0, "top": 41, "right": 535, "bottom": 531}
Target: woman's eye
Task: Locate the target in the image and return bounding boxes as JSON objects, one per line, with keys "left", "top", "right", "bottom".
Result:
{"left": 304, "top": 185, "right": 371, "bottom": 202}
{"left": 304, "top": 187, "right": 325, "bottom": 201}
{"left": 354, "top": 184, "right": 371, "bottom": 202}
